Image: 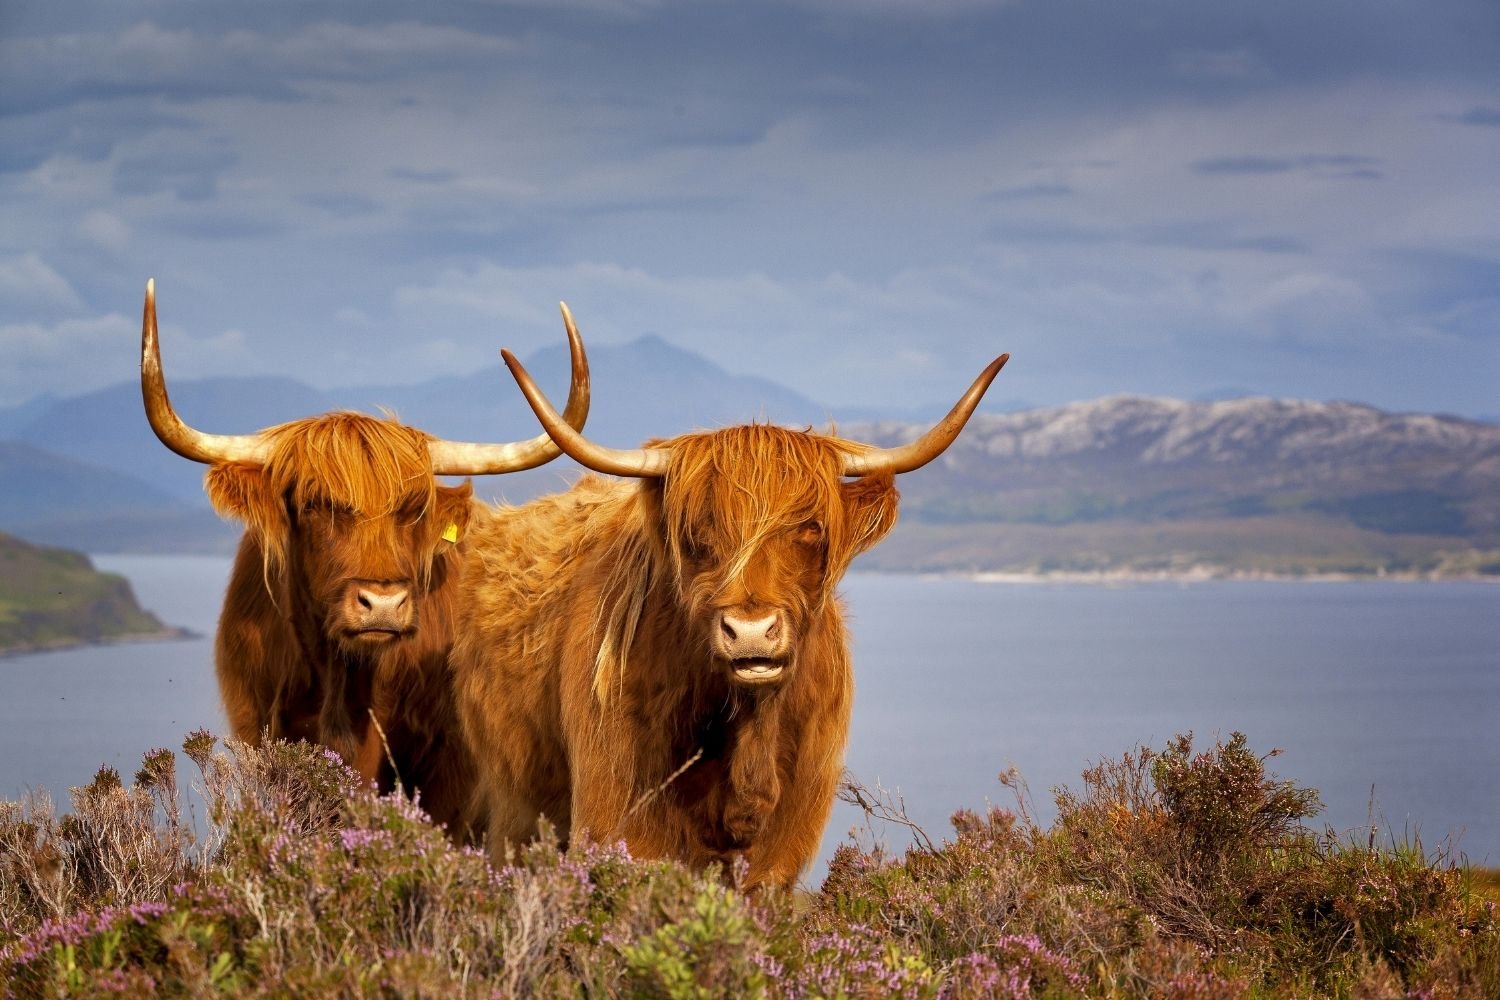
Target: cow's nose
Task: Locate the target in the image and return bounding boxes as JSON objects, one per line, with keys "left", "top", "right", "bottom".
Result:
{"left": 357, "top": 586, "right": 408, "bottom": 614}
{"left": 719, "top": 612, "right": 781, "bottom": 646}
{"left": 342, "top": 581, "right": 414, "bottom": 637}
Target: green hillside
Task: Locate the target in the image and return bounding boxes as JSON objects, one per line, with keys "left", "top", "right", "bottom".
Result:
{"left": 0, "top": 532, "right": 185, "bottom": 655}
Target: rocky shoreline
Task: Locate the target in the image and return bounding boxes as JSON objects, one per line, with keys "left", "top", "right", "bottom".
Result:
{"left": 954, "top": 567, "right": 1500, "bottom": 585}
{"left": 0, "top": 624, "right": 197, "bottom": 660}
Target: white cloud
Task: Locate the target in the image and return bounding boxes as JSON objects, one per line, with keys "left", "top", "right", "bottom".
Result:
{"left": 0, "top": 308, "right": 264, "bottom": 407}
{"left": 241, "top": 20, "right": 517, "bottom": 73}
{"left": 787, "top": 0, "right": 1017, "bottom": 14}
{"left": 76, "top": 211, "right": 132, "bottom": 256}
{"left": 16, "top": 154, "right": 114, "bottom": 200}
{"left": 0, "top": 254, "right": 85, "bottom": 313}
{"left": 391, "top": 259, "right": 1024, "bottom": 404}
{"left": 0, "top": 313, "right": 134, "bottom": 404}
{"left": 0, "top": 19, "right": 520, "bottom": 114}
{"left": 1170, "top": 46, "right": 1271, "bottom": 81}
{"left": 0, "top": 9, "right": 1496, "bottom": 415}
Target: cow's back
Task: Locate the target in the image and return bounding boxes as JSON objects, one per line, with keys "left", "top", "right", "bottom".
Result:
{"left": 452, "top": 477, "right": 630, "bottom": 847}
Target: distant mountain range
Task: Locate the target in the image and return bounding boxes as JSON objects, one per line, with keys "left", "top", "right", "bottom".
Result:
{"left": 3, "top": 338, "right": 1497, "bottom": 577}
{"left": 851, "top": 396, "right": 1500, "bottom": 577}
{"left": 2, "top": 335, "right": 838, "bottom": 507}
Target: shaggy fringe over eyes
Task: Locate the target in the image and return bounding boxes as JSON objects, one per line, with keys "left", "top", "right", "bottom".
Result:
{"left": 662, "top": 426, "right": 848, "bottom": 592}
{"left": 590, "top": 425, "right": 892, "bottom": 702}
{"left": 226, "top": 412, "right": 443, "bottom": 587}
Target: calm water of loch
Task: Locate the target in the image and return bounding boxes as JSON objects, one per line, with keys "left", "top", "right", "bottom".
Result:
{"left": 2, "top": 556, "right": 1495, "bottom": 870}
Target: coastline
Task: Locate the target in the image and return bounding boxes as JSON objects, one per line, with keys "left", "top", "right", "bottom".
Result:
{"left": 849, "top": 567, "right": 1500, "bottom": 585}
{"left": 965, "top": 568, "right": 1500, "bottom": 584}
{"left": 0, "top": 625, "right": 198, "bottom": 660}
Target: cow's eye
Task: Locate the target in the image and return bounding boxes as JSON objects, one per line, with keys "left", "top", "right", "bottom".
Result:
{"left": 300, "top": 500, "right": 353, "bottom": 519}
{"left": 796, "top": 520, "right": 825, "bottom": 546}
{"left": 683, "top": 536, "right": 711, "bottom": 562}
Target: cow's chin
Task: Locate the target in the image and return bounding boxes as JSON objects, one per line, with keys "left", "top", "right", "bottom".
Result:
{"left": 340, "top": 627, "right": 413, "bottom": 649}
{"left": 727, "top": 657, "right": 790, "bottom": 687}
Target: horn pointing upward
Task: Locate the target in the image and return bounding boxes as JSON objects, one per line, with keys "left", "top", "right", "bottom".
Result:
{"left": 141, "top": 278, "right": 273, "bottom": 465}
{"left": 140, "top": 281, "right": 591, "bottom": 474}
{"left": 839, "top": 353, "right": 1009, "bottom": 477}
{"left": 502, "top": 348, "right": 671, "bottom": 478}
{"left": 425, "top": 300, "right": 592, "bottom": 474}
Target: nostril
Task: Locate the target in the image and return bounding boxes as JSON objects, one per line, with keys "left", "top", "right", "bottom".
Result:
{"left": 719, "top": 612, "right": 780, "bottom": 648}
{"left": 355, "top": 586, "right": 409, "bottom": 614}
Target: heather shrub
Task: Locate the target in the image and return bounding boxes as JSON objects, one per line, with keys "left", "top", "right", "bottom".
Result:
{"left": 619, "top": 882, "right": 769, "bottom": 998}
{"left": 1, "top": 729, "right": 1494, "bottom": 998}
{"left": 0, "top": 749, "right": 206, "bottom": 941}
{"left": 1043, "top": 732, "right": 1497, "bottom": 995}
{"left": 819, "top": 732, "right": 1496, "bottom": 998}
{"left": 1049, "top": 733, "right": 1315, "bottom": 943}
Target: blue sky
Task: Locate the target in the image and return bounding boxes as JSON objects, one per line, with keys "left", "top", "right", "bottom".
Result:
{"left": 2, "top": 0, "right": 1498, "bottom": 417}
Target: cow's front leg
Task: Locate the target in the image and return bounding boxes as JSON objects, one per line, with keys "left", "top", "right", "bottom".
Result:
{"left": 724, "top": 703, "right": 782, "bottom": 848}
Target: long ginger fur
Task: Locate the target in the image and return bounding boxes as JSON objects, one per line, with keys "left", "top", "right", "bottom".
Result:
{"left": 207, "top": 411, "right": 476, "bottom": 834}
{"left": 453, "top": 424, "right": 898, "bottom": 887}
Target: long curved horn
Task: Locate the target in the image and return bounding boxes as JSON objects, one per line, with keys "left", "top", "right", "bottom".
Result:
{"left": 502, "top": 349, "right": 670, "bottom": 478}
{"left": 143, "top": 281, "right": 590, "bottom": 475}
{"left": 426, "top": 301, "right": 593, "bottom": 475}
{"left": 840, "top": 353, "right": 1009, "bottom": 477}
{"left": 141, "top": 279, "right": 273, "bottom": 465}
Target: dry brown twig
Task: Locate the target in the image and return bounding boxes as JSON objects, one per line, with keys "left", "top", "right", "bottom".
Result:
{"left": 837, "top": 771, "right": 936, "bottom": 854}
{"left": 367, "top": 709, "right": 404, "bottom": 797}
{"left": 626, "top": 747, "right": 705, "bottom": 820}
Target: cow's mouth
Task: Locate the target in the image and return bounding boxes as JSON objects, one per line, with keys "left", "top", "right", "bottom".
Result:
{"left": 730, "top": 657, "right": 786, "bottom": 684}
{"left": 348, "top": 627, "right": 407, "bottom": 643}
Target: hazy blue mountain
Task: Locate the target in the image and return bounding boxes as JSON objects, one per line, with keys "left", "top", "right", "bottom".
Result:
{"left": 0, "top": 441, "right": 238, "bottom": 554}
{"left": 5, "top": 339, "right": 1500, "bottom": 573}
{"left": 6, "top": 335, "right": 832, "bottom": 508}
{"left": 14, "top": 376, "right": 333, "bottom": 506}
{"left": 0, "top": 440, "right": 192, "bottom": 524}
{"left": 369, "top": 333, "right": 831, "bottom": 446}
{"left": 0, "top": 393, "right": 60, "bottom": 437}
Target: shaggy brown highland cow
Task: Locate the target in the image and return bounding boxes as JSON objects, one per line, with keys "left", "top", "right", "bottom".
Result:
{"left": 453, "top": 340, "right": 1006, "bottom": 886}
{"left": 139, "top": 280, "right": 590, "bottom": 831}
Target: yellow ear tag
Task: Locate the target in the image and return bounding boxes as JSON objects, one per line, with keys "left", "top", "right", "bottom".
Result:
{"left": 441, "top": 522, "right": 460, "bottom": 544}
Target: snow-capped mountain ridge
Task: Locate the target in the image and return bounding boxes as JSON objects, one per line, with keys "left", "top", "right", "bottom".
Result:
{"left": 860, "top": 395, "right": 1500, "bottom": 472}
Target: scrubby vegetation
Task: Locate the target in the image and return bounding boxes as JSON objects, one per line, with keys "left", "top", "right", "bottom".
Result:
{"left": 2, "top": 731, "right": 1494, "bottom": 997}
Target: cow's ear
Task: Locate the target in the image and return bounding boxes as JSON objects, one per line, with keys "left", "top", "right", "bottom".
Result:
{"left": 205, "top": 463, "right": 275, "bottom": 526}
{"left": 434, "top": 480, "right": 474, "bottom": 543}
{"left": 840, "top": 473, "right": 899, "bottom": 558}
